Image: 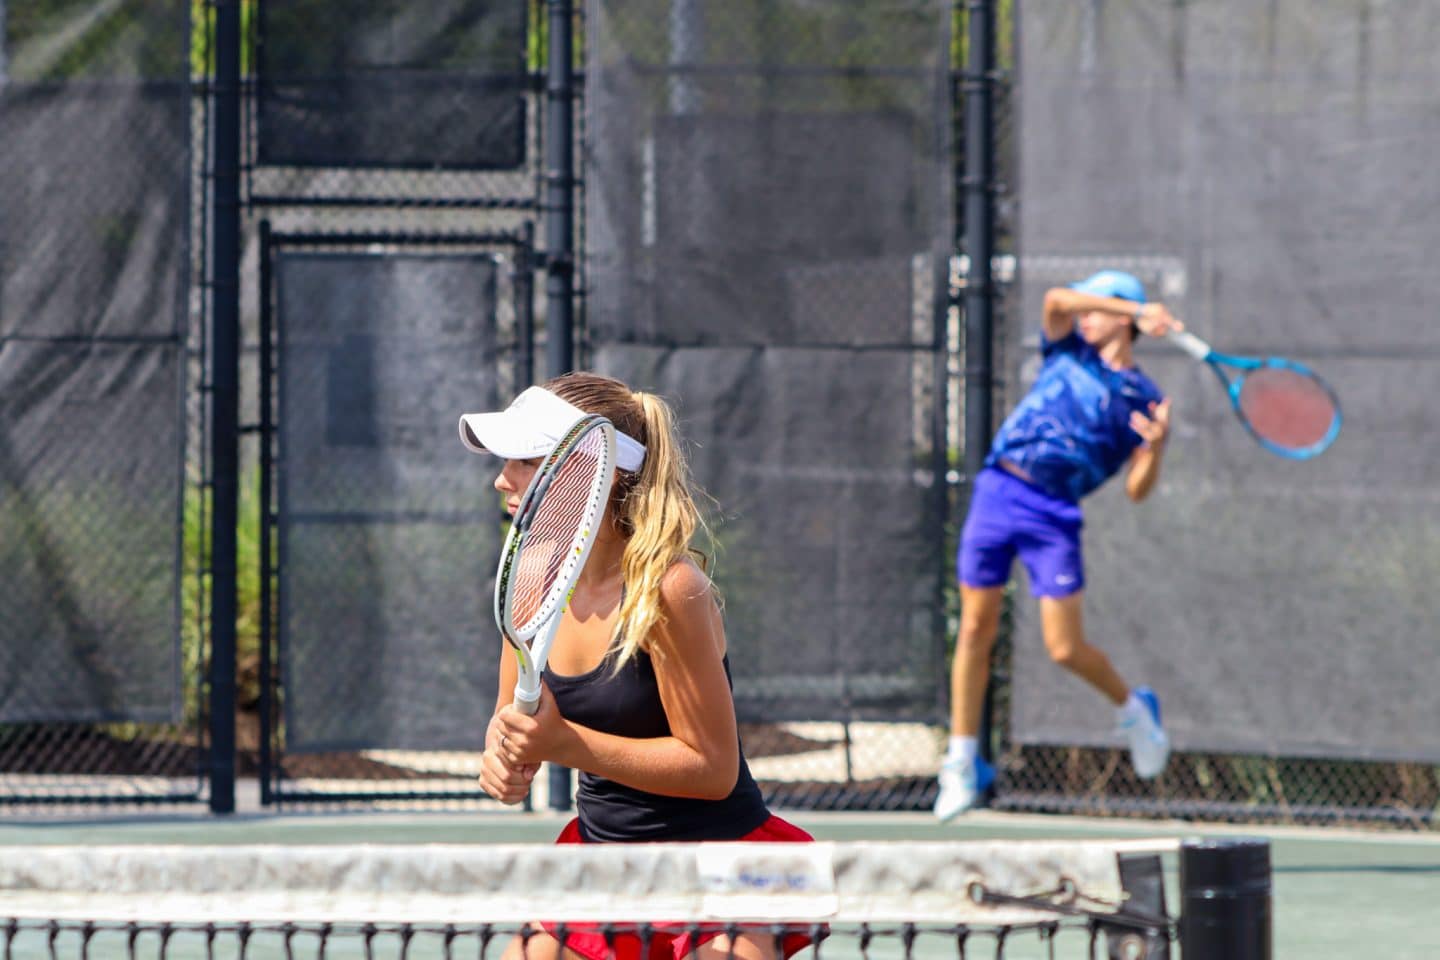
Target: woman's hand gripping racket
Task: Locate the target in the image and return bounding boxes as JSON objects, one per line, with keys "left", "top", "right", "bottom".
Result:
{"left": 1166, "top": 330, "right": 1342, "bottom": 459}
{"left": 494, "top": 415, "right": 616, "bottom": 714}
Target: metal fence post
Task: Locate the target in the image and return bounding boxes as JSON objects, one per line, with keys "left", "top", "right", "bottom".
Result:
{"left": 208, "top": 0, "right": 244, "bottom": 815}
{"left": 960, "top": 0, "right": 998, "bottom": 787}
{"left": 545, "top": 0, "right": 577, "bottom": 812}
{"left": 544, "top": 0, "right": 576, "bottom": 380}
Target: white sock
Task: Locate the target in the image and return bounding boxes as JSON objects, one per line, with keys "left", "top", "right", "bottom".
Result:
{"left": 1117, "top": 691, "right": 1147, "bottom": 723}
{"left": 945, "top": 736, "right": 978, "bottom": 764}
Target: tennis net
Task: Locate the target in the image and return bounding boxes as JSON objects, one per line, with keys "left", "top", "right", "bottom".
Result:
{"left": 0, "top": 837, "right": 1269, "bottom": 959}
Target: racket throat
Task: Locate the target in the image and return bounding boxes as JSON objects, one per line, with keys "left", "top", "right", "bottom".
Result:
{"left": 512, "top": 644, "right": 534, "bottom": 673}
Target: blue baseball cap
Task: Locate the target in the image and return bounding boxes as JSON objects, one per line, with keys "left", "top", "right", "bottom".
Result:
{"left": 1070, "top": 270, "right": 1147, "bottom": 304}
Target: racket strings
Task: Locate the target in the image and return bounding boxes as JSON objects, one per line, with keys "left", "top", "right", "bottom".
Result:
{"left": 511, "top": 434, "right": 607, "bottom": 630}
{"left": 1237, "top": 368, "right": 1338, "bottom": 451}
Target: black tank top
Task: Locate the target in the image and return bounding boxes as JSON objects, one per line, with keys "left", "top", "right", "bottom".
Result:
{"left": 544, "top": 648, "right": 770, "bottom": 842}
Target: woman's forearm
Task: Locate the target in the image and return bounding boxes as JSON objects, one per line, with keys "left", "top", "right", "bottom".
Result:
{"left": 556, "top": 722, "right": 739, "bottom": 801}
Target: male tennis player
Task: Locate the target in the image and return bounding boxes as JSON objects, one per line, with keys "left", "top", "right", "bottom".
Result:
{"left": 936, "top": 270, "right": 1183, "bottom": 821}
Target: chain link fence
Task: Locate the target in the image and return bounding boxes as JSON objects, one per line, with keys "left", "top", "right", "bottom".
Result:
{"left": 256, "top": 230, "right": 530, "bottom": 807}
{"left": 242, "top": 1, "right": 542, "bottom": 807}
{"left": 582, "top": 0, "right": 955, "bottom": 810}
{"left": 986, "top": 0, "right": 1440, "bottom": 829}
{"left": 3, "top": 0, "right": 1436, "bottom": 827}
{"left": 0, "top": 0, "right": 204, "bottom": 809}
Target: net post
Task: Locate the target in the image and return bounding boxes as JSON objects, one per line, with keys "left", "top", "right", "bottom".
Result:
{"left": 1178, "top": 838, "right": 1272, "bottom": 960}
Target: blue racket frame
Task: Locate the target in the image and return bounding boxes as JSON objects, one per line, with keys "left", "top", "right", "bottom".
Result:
{"left": 1167, "top": 330, "right": 1342, "bottom": 460}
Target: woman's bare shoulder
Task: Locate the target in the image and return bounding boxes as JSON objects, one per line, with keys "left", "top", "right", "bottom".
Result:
{"left": 658, "top": 554, "right": 715, "bottom": 606}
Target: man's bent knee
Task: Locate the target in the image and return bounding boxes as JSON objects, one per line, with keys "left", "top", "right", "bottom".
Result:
{"left": 1046, "top": 639, "right": 1086, "bottom": 669}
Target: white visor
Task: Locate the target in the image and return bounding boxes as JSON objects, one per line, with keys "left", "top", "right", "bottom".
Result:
{"left": 459, "top": 386, "right": 647, "bottom": 472}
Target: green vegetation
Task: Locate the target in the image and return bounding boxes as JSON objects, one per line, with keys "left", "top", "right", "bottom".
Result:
{"left": 181, "top": 466, "right": 265, "bottom": 728}
{"left": 7, "top": 0, "right": 188, "bottom": 80}
{"left": 953, "top": 0, "right": 1015, "bottom": 70}
{"left": 188, "top": 0, "right": 255, "bottom": 78}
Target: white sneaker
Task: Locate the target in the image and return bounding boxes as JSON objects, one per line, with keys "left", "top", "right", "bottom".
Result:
{"left": 1119, "top": 686, "right": 1170, "bottom": 779}
{"left": 933, "top": 754, "right": 995, "bottom": 821}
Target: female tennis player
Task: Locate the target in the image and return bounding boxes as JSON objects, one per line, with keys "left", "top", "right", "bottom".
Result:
{"left": 936, "top": 270, "right": 1183, "bottom": 821}
{"left": 460, "top": 372, "right": 814, "bottom": 960}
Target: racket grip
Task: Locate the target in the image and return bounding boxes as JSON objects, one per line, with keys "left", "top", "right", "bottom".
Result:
{"left": 513, "top": 682, "right": 541, "bottom": 716}
{"left": 1166, "top": 329, "right": 1212, "bottom": 361}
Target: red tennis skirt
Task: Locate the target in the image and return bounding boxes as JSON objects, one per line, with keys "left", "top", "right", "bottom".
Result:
{"left": 538, "top": 815, "right": 817, "bottom": 960}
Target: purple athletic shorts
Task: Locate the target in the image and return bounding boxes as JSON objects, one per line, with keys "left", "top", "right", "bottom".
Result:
{"left": 958, "top": 466, "right": 1085, "bottom": 598}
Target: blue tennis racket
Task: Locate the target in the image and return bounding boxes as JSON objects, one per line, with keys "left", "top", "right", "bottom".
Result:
{"left": 1166, "top": 330, "right": 1341, "bottom": 460}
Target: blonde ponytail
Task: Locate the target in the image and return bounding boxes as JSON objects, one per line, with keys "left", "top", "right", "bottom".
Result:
{"left": 610, "top": 391, "right": 712, "bottom": 669}
{"left": 539, "top": 373, "right": 715, "bottom": 669}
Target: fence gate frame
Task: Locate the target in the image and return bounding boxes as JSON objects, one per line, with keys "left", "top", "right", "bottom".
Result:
{"left": 254, "top": 223, "right": 535, "bottom": 807}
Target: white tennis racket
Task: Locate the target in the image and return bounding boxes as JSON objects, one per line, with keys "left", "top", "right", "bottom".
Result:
{"left": 493, "top": 415, "right": 616, "bottom": 714}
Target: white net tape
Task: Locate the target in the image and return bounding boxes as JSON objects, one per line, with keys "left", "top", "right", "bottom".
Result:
{"left": 0, "top": 840, "right": 1182, "bottom": 926}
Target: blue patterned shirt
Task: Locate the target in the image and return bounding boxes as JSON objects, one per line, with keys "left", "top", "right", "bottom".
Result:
{"left": 985, "top": 330, "right": 1165, "bottom": 503}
